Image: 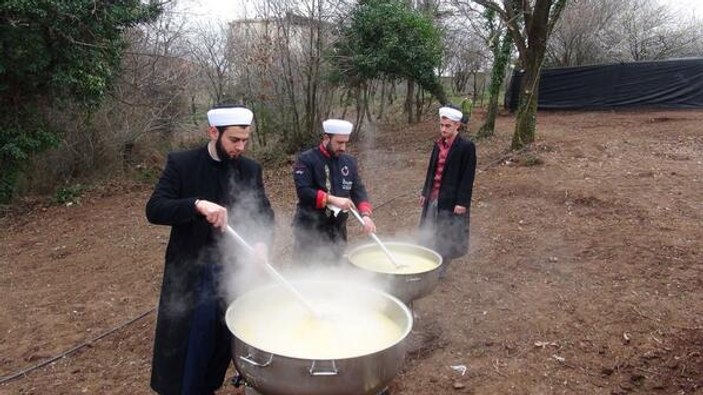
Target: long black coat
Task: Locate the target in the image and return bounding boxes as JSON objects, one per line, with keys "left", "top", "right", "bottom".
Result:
{"left": 145, "top": 145, "right": 274, "bottom": 395}
{"left": 419, "top": 135, "right": 476, "bottom": 259}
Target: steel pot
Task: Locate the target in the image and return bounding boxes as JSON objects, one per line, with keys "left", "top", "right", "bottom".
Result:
{"left": 225, "top": 280, "right": 412, "bottom": 395}
{"left": 346, "top": 242, "right": 443, "bottom": 304}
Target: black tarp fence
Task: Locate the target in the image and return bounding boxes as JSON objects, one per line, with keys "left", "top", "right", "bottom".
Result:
{"left": 505, "top": 58, "right": 703, "bottom": 111}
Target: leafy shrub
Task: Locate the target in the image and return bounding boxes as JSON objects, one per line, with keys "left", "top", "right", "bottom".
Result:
{"left": 53, "top": 184, "right": 84, "bottom": 205}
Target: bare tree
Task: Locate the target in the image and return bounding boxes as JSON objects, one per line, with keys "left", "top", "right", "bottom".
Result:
{"left": 188, "top": 21, "right": 240, "bottom": 105}
{"left": 607, "top": 0, "right": 702, "bottom": 61}
{"left": 230, "top": 0, "right": 342, "bottom": 150}
{"left": 99, "top": 8, "right": 196, "bottom": 168}
{"left": 476, "top": 9, "right": 513, "bottom": 138}
{"left": 443, "top": 24, "right": 490, "bottom": 98}
{"left": 547, "top": 0, "right": 703, "bottom": 66}
{"left": 462, "top": 0, "right": 566, "bottom": 149}
{"left": 25, "top": 5, "right": 197, "bottom": 192}
{"left": 546, "top": 0, "right": 623, "bottom": 66}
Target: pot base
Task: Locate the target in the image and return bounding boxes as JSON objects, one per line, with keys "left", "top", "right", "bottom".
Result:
{"left": 243, "top": 384, "right": 391, "bottom": 395}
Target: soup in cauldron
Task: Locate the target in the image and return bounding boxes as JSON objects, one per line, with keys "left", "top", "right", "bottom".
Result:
{"left": 229, "top": 292, "right": 404, "bottom": 360}
{"left": 349, "top": 249, "right": 438, "bottom": 274}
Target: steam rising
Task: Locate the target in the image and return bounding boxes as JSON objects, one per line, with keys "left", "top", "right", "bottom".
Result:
{"left": 211, "top": 170, "right": 390, "bottom": 307}
{"left": 215, "top": 183, "right": 404, "bottom": 312}
{"left": 214, "top": 164, "right": 439, "bottom": 316}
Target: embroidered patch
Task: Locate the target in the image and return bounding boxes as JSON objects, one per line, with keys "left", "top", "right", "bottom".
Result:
{"left": 294, "top": 164, "right": 306, "bottom": 175}
{"left": 341, "top": 165, "right": 349, "bottom": 176}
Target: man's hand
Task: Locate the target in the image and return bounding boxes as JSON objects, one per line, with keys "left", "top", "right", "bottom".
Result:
{"left": 195, "top": 200, "right": 228, "bottom": 231}
{"left": 454, "top": 205, "right": 467, "bottom": 215}
{"left": 419, "top": 195, "right": 426, "bottom": 207}
{"left": 327, "top": 195, "right": 355, "bottom": 211}
{"left": 252, "top": 242, "right": 269, "bottom": 265}
{"left": 362, "top": 216, "right": 376, "bottom": 234}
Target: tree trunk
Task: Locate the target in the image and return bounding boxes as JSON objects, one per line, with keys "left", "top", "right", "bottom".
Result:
{"left": 405, "top": 79, "right": 415, "bottom": 124}
{"left": 341, "top": 89, "right": 350, "bottom": 119}
{"left": 415, "top": 87, "right": 423, "bottom": 123}
{"left": 478, "top": 31, "right": 513, "bottom": 139}
{"left": 388, "top": 81, "right": 396, "bottom": 105}
{"left": 512, "top": 55, "right": 541, "bottom": 149}
{"left": 354, "top": 84, "right": 365, "bottom": 139}
{"left": 190, "top": 95, "right": 198, "bottom": 126}
{"left": 364, "top": 83, "right": 374, "bottom": 123}
{"left": 504, "top": 0, "right": 566, "bottom": 150}
{"left": 472, "top": 71, "right": 479, "bottom": 104}
{"left": 479, "top": 77, "right": 486, "bottom": 107}
{"left": 303, "top": 1, "right": 322, "bottom": 144}
{"left": 378, "top": 79, "right": 386, "bottom": 121}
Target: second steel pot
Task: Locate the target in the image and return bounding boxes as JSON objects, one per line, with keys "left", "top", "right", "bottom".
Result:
{"left": 346, "top": 242, "right": 443, "bottom": 304}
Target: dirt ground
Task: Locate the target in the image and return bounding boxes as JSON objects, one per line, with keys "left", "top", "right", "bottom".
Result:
{"left": 1, "top": 109, "right": 701, "bottom": 395}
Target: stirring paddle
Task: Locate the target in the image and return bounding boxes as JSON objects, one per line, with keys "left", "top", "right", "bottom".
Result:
{"left": 347, "top": 207, "right": 405, "bottom": 269}
{"left": 224, "top": 225, "right": 322, "bottom": 318}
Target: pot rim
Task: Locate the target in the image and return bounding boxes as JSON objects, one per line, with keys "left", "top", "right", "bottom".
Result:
{"left": 225, "top": 280, "right": 413, "bottom": 361}
{"left": 346, "top": 241, "right": 443, "bottom": 275}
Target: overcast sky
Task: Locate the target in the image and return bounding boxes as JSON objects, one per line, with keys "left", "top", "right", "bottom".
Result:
{"left": 174, "top": 0, "right": 702, "bottom": 23}
{"left": 662, "top": 0, "right": 703, "bottom": 16}
{"left": 173, "top": 0, "right": 250, "bottom": 22}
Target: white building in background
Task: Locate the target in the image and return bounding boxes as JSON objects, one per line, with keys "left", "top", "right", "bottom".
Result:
{"left": 228, "top": 12, "right": 334, "bottom": 66}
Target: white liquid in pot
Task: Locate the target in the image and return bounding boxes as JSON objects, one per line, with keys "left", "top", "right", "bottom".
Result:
{"left": 232, "top": 298, "right": 403, "bottom": 359}
{"left": 350, "top": 250, "right": 438, "bottom": 274}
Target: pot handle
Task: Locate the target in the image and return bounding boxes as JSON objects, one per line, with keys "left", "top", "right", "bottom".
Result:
{"left": 240, "top": 353, "right": 273, "bottom": 368}
{"left": 309, "top": 360, "right": 339, "bottom": 376}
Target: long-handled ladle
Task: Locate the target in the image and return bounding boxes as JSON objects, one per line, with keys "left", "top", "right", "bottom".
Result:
{"left": 348, "top": 207, "right": 405, "bottom": 269}
{"left": 224, "top": 225, "right": 321, "bottom": 318}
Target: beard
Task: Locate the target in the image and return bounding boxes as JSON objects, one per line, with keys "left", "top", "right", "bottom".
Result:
{"left": 216, "top": 135, "right": 239, "bottom": 163}
{"left": 216, "top": 135, "right": 241, "bottom": 186}
{"left": 325, "top": 141, "right": 339, "bottom": 157}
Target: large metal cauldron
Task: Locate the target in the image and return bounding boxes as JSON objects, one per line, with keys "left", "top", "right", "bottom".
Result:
{"left": 346, "top": 242, "right": 443, "bottom": 304}
{"left": 225, "top": 280, "right": 412, "bottom": 395}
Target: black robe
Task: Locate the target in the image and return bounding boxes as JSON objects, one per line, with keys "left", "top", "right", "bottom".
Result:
{"left": 145, "top": 145, "right": 274, "bottom": 395}
{"left": 419, "top": 135, "right": 476, "bottom": 259}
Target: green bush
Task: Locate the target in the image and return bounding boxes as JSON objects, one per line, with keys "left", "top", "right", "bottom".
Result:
{"left": 133, "top": 165, "right": 162, "bottom": 185}
{"left": 53, "top": 184, "right": 84, "bottom": 205}
{"left": 0, "top": 113, "right": 60, "bottom": 203}
{"left": 0, "top": 0, "right": 161, "bottom": 203}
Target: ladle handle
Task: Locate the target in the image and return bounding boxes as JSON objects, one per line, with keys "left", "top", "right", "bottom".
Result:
{"left": 348, "top": 207, "right": 402, "bottom": 268}
{"left": 224, "top": 226, "right": 320, "bottom": 317}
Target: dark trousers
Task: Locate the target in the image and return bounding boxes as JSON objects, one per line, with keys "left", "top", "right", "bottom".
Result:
{"left": 423, "top": 200, "right": 453, "bottom": 278}
{"left": 293, "top": 222, "right": 347, "bottom": 266}
{"left": 181, "top": 264, "right": 232, "bottom": 395}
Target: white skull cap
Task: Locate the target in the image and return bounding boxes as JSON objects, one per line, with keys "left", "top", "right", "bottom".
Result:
{"left": 439, "top": 107, "right": 463, "bottom": 122}
{"left": 322, "top": 119, "right": 353, "bottom": 135}
{"left": 207, "top": 107, "right": 253, "bottom": 127}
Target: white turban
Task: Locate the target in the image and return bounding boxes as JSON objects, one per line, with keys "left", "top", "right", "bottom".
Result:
{"left": 439, "top": 107, "right": 463, "bottom": 122}
{"left": 322, "top": 119, "right": 353, "bottom": 135}
{"left": 207, "top": 107, "right": 253, "bottom": 127}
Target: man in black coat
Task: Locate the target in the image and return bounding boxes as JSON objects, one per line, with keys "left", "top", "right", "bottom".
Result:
{"left": 146, "top": 105, "right": 274, "bottom": 395}
{"left": 292, "top": 119, "right": 376, "bottom": 265}
{"left": 419, "top": 105, "right": 477, "bottom": 278}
